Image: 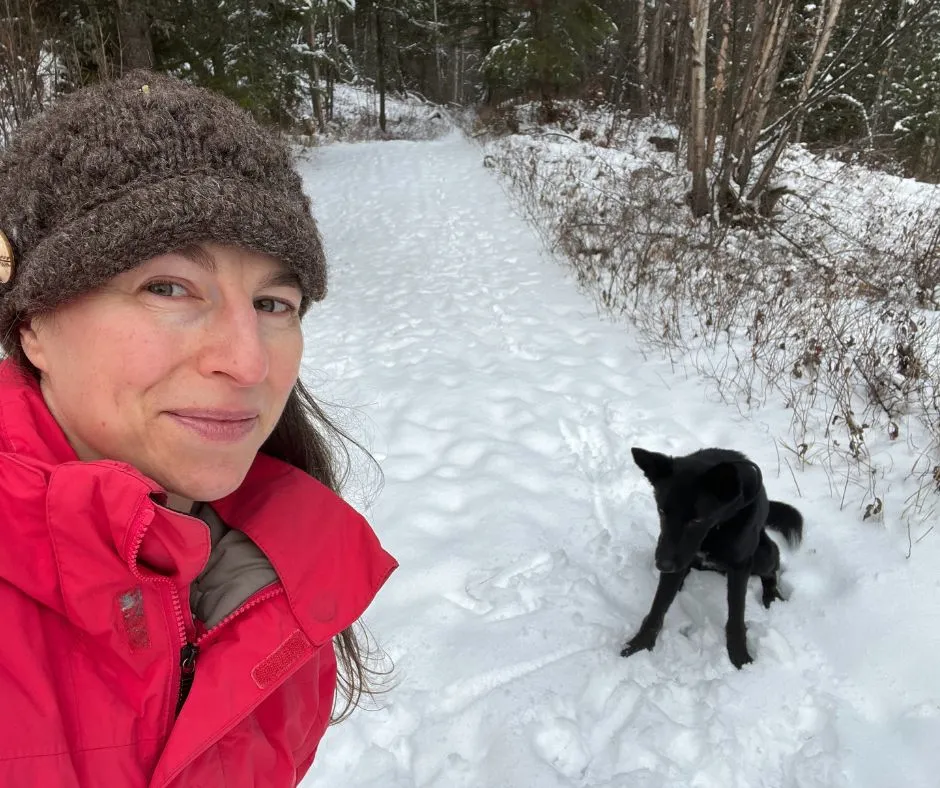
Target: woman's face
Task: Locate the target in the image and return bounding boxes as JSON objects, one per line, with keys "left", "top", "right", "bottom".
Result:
{"left": 20, "top": 243, "right": 304, "bottom": 509}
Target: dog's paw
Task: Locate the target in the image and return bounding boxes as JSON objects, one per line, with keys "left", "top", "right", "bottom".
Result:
{"left": 620, "top": 631, "right": 657, "bottom": 658}
{"left": 761, "top": 587, "right": 784, "bottom": 608}
{"left": 728, "top": 644, "right": 753, "bottom": 668}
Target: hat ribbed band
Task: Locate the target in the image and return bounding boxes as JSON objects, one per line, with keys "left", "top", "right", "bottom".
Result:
{"left": 5, "top": 173, "right": 325, "bottom": 323}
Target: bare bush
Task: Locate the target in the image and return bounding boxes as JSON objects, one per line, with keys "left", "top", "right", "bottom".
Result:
{"left": 484, "top": 115, "right": 940, "bottom": 536}
{"left": 302, "top": 86, "right": 451, "bottom": 144}
{"left": 0, "top": 0, "right": 57, "bottom": 146}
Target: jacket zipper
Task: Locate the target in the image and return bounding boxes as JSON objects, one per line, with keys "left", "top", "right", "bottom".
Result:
{"left": 127, "top": 499, "right": 286, "bottom": 719}
{"left": 195, "top": 585, "right": 285, "bottom": 649}
{"left": 172, "top": 585, "right": 285, "bottom": 717}
{"left": 159, "top": 585, "right": 308, "bottom": 788}
{"left": 176, "top": 643, "right": 199, "bottom": 715}
{"left": 171, "top": 585, "right": 284, "bottom": 718}
{"left": 127, "top": 500, "right": 199, "bottom": 720}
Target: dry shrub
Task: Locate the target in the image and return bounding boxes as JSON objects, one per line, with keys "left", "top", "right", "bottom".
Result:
{"left": 485, "top": 122, "right": 940, "bottom": 536}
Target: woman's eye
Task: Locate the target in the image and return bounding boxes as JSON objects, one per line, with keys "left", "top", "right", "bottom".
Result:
{"left": 256, "top": 297, "right": 296, "bottom": 314}
{"left": 145, "top": 281, "right": 188, "bottom": 298}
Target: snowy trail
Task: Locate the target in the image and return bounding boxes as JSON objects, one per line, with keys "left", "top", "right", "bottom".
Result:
{"left": 297, "top": 132, "right": 940, "bottom": 788}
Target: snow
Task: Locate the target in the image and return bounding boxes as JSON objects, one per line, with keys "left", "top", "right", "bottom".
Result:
{"left": 315, "top": 84, "right": 449, "bottom": 142}
{"left": 296, "top": 131, "right": 940, "bottom": 787}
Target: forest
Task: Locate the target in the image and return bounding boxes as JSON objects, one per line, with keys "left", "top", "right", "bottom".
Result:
{"left": 2, "top": 0, "right": 939, "bottom": 200}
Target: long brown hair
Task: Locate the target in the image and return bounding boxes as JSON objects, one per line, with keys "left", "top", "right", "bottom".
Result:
{"left": 261, "top": 378, "right": 391, "bottom": 722}
{"left": 7, "top": 340, "right": 390, "bottom": 724}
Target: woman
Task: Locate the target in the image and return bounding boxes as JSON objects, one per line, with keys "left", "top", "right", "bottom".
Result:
{"left": 0, "top": 71, "right": 397, "bottom": 786}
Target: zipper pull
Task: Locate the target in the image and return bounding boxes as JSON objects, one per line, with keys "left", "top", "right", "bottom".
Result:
{"left": 175, "top": 643, "right": 199, "bottom": 717}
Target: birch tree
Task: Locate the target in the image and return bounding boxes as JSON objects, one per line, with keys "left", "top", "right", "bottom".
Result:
{"left": 687, "top": 0, "right": 710, "bottom": 216}
{"left": 748, "top": 0, "right": 843, "bottom": 204}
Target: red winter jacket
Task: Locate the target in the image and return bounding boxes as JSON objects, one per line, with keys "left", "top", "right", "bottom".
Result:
{"left": 0, "top": 360, "right": 398, "bottom": 787}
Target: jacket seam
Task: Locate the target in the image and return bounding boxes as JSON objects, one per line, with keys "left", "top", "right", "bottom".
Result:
{"left": 0, "top": 397, "right": 13, "bottom": 452}
{"left": 44, "top": 465, "right": 120, "bottom": 752}
{"left": 158, "top": 584, "right": 183, "bottom": 735}
{"left": 44, "top": 466, "right": 72, "bottom": 622}
{"left": 0, "top": 735, "right": 167, "bottom": 762}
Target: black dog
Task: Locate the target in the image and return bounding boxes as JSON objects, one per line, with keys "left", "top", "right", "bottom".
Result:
{"left": 621, "top": 446, "right": 803, "bottom": 668}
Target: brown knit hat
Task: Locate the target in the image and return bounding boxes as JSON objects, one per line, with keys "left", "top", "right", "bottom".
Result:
{"left": 0, "top": 70, "right": 325, "bottom": 352}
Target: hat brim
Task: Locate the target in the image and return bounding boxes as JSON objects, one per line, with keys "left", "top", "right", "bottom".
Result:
{"left": 9, "top": 173, "right": 326, "bottom": 320}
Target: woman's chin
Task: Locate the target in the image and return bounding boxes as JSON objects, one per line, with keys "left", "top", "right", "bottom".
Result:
{"left": 159, "top": 464, "right": 252, "bottom": 506}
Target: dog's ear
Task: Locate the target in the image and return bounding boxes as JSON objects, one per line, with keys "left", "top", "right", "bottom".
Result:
{"left": 631, "top": 447, "right": 673, "bottom": 481}
{"left": 734, "top": 460, "right": 763, "bottom": 504}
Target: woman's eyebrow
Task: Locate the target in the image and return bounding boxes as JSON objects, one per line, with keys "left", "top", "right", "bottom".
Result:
{"left": 177, "top": 243, "right": 217, "bottom": 272}
{"left": 178, "top": 244, "right": 301, "bottom": 292}
{"left": 259, "top": 269, "right": 303, "bottom": 291}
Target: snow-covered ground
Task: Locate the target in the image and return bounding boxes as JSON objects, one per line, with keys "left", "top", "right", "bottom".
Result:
{"left": 308, "top": 83, "right": 449, "bottom": 142}
{"left": 297, "top": 131, "right": 940, "bottom": 788}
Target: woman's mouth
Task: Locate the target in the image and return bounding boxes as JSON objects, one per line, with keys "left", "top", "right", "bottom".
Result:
{"left": 166, "top": 409, "right": 259, "bottom": 442}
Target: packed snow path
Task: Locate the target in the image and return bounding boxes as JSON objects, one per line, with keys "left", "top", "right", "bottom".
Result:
{"left": 299, "top": 132, "right": 940, "bottom": 788}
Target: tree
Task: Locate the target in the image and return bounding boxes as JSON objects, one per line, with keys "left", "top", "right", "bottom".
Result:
{"left": 115, "top": 0, "right": 154, "bottom": 71}
{"left": 482, "top": 0, "right": 616, "bottom": 102}
{"left": 375, "top": 1, "right": 387, "bottom": 131}
{"left": 151, "top": 0, "right": 310, "bottom": 127}
{"left": 748, "top": 0, "right": 844, "bottom": 204}
{"left": 687, "top": 0, "right": 709, "bottom": 217}
{"left": 5, "top": 0, "right": 940, "bottom": 185}
{"left": 0, "top": 0, "right": 54, "bottom": 144}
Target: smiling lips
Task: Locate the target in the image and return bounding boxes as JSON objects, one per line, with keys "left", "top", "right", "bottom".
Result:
{"left": 167, "top": 408, "right": 259, "bottom": 442}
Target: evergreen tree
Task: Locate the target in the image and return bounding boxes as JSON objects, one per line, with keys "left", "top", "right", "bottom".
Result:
{"left": 481, "top": 0, "right": 616, "bottom": 101}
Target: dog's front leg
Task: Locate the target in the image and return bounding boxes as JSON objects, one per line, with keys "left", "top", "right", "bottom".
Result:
{"left": 621, "top": 570, "right": 687, "bottom": 658}
{"left": 725, "top": 567, "right": 752, "bottom": 668}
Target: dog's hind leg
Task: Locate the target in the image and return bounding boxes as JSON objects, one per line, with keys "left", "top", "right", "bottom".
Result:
{"left": 621, "top": 569, "right": 688, "bottom": 659}
{"left": 725, "top": 567, "right": 753, "bottom": 668}
{"left": 752, "top": 532, "right": 783, "bottom": 608}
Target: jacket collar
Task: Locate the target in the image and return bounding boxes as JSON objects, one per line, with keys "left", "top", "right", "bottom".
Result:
{"left": 0, "top": 360, "right": 397, "bottom": 645}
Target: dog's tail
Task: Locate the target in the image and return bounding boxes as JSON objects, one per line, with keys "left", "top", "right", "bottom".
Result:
{"left": 767, "top": 501, "right": 803, "bottom": 548}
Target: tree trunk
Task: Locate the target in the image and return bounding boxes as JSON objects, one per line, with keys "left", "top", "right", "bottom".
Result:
{"left": 717, "top": 0, "right": 793, "bottom": 193}
{"left": 635, "top": 0, "right": 650, "bottom": 115}
{"left": 647, "top": 0, "right": 667, "bottom": 112}
{"left": 734, "top": 0, "right": 793, "bottom": 187}
{"left": 529, "top": 0, "right": 554, "bottom": 101}
{"left": 306, "top": 18, "right": 326, "bottom": 133}
{"left": 667, "top": 0, "right": 689, "bottom": 121}
{"left": 717, "top": 0, "right": 769, "bottom": 198}
{"left": 792, "top": 0, "right": 843, "bottom": 142}
{"left": 688, "top": 0, "right": 711, "bottom": 217}
{"left": 868, "top": 0, "right": 905, "bottom": 139}
{"left": 793, "top": 0, "right": 828, "bottom": 144}
{"left": 749, "top": 0, "right": 843, "bottom": 202}
{"left": 432, "top": 0, "right": 444, "bottom": 101}
{"left": 706, "top": 0, "right": 732, "bottom": 167}
{"left": 115, "top": 0, "right": 154, "bottom": 73}
{"left": 375, "top": 4, "right": 387, "bottom": 132}
{"left": 388, "top": 8, "right": 405, "bottom": 93}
